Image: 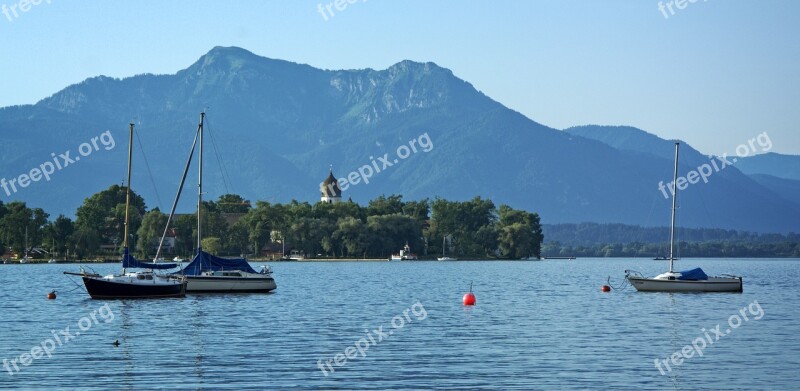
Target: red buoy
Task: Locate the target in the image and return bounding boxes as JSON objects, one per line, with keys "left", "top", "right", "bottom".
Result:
{"left": 601, "top": 285, "right": 611, "bottom": 292}
{"left": 463, "top": 282, "right": 476, "bottom": 305}
{"left": 47, "top": 290, "right": 57, "bottom": 300}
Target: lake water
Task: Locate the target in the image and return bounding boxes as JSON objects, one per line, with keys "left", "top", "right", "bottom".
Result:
{"left": 0, "top": 258, "right": 798, "bottom": 390}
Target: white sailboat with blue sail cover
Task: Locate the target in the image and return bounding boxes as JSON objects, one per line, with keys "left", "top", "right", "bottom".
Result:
{"left": 155, "top": 113, "right": 276, "bottom": 293}
{"left": 625, "top": 142, "right": 743, "bottom": 293}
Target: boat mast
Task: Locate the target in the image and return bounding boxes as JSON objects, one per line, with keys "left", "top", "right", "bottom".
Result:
{"left": 122, "top": 123, "right": 134, "bottom": 273}
{"left": 197, "top": 112, "right": 205, "bottom": 253}
{"left": 442, "top": 236, "right": 446, "bottom": 257}
{"left": 669, "top": 142, "right": 679, "bottom": 273}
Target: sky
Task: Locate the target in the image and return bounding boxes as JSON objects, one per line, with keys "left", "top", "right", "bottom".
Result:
{"left": 1, "top": 0, "right": 798, "bottom": 156}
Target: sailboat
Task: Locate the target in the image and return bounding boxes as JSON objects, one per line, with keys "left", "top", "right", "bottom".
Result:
{"left": 64, "top": 123, "right": 187, "bottom": 299}
{"left": 166, "top": 113, "right": 276, "bottom": 293}
{"left": 48, "top": 239, "right": 58, "bottom": 263}
{"left": 20, "top": 227, "right": 30, "bottom": 263}
{"left": 625, "top": 142, "right": 743, "bottom": 293}
{"left": 437, "top": 235, "right": 457, "bottom": 261}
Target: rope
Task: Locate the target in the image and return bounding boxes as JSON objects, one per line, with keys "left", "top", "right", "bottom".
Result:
{"left": 63, "top": 275, "right": 88, "bottom": 293}
{"left": 607, "top": 273, "right": 631, "bottom": 291}
{"left": 134, "top": 124, "right": 164, "bottom": 210}
{"left": 204, "top": 116, "right": 234, "bottom": 196}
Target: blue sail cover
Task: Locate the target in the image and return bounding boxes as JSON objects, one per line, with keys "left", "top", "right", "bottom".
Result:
{"left": 121, "top": 250, "right": 177, "bottom": 270}
{"left": 677, "top": 267, "right": 709, "bottom": 280}
{"left": 177, "top": 250, "right": 257, "bottom": 276}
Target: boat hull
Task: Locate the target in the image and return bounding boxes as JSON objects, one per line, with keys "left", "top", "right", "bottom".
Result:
{"left": 184, "top": 276, "right": 277, "bottom": 293}
{"left": 82, "top": 276, "right": 187, "bottom": 299}
{"left": 627, "top": 276, "right": 743, "bottom": 293}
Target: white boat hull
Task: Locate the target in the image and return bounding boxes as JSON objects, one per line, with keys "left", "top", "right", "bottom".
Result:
{"left": 627, "top": 276, "right": 742, "bottom": 293}
{"left": 184, "top": 275, "right": 276, "bottom": 293}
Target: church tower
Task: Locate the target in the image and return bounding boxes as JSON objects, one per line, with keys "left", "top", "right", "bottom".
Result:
{"left": 320, "top": 168, "right": 342, "bottom": 204}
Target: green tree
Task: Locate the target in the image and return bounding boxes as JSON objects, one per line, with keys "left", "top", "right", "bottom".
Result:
{"left": 332, "top": 217, "right": 367, "bottom": 257}
{"left": 226, "top": 220, "right": 250, "bottom": 256}
{"left": 497, "top": 205, "right": 543, "bottom": 259}
{"left": 366, "top": 214, "right": 422, "bottom": 257}
{"left": 367, "top": 195, "right": 405, "bottom": 216}
{"left": 0, "top": 201, "right": 48, "bottom": 257}
{"left": 173, "top": 214, "right": 196, "bottom": 256}
{"left": 74, "top": 185, "right": 146, "bottom": 255}
{"left": 201, "top": 237, "right": 222, "bottom": 254}
{"left": 45, "top": 215, "right": 74, "bottom": 259}
{"left": 498, "top": 223, "right": 535, "bottom": 259}
{"left": 217, "top": 194, "right": 251, "bottom": 213}
{"left": 136, "top": 208, "right": 167, "bottom": 258}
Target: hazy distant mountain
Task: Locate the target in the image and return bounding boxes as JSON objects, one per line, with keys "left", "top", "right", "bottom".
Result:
{"left": 1, "top": 47, "right": 798, "bottom": 233}
{"left": 734, "top": 152, "right": 800, "bottom": 181}
{"left": 747, "top": 174, "right": 800, "bottom": 206}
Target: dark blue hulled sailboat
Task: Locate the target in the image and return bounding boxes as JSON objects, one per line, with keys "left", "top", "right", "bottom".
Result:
{"left": 65, "top": 123, "right": 186, "bottom": 299}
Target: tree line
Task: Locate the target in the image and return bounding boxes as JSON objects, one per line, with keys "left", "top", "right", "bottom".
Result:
{"left": 544, "top": 222, "right": 800, "bottom": 245}
{"left": 542, "top": 241, "right": 800, "bottom": 258}
{"left": 542, "top": 222, "right": 800, "bottom": 257}
{"left": 0, "top": 186, "right": 543, "bottom": 260}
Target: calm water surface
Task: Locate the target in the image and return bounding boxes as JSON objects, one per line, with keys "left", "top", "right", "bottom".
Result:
{"left": 0, "top": 259, "right": 798, "bottom": 390}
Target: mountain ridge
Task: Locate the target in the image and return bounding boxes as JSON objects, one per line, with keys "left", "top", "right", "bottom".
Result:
{"left": 1, "top": 46, "right": 798, "bottom": 233}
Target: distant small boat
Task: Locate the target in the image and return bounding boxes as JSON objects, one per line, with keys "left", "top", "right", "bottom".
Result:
{"left": 543, "top": 256, "right": 574, "bottom": 260}
{"left": 390, "top": 242, "right": 417, "bottom": 261}
{"left": 288, "top": 250, "right": 305, "bottom": 261}
{"left": 437, "top": 235, "right": 457, "bottom": 261}
{"left": 20, "top": 227, "right": 30, "bottom": 263}
{"left": 2, "top": 259, "right": 10, "bottom": 264}
{"left": 48, "top": 259, "right": 58, "bottom": 264}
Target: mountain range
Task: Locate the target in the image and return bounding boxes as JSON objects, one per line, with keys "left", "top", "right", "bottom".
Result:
{"left": 1, "top": 46, "right": 798, "bottom": 233}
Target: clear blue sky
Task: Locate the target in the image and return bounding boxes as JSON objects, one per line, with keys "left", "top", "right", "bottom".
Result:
{"left": 1, "top": 0, "right": 798, "bottom": 155}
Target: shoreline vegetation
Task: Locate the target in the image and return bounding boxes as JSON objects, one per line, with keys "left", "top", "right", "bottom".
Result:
{"left": 0, "top": 187, "right": 544, "bottom": 262}
{"left": 4, "top": 255, "right": 798, "bottom": 265}
{"left": 2, "top": 185, "right": 797, "bottom": 262}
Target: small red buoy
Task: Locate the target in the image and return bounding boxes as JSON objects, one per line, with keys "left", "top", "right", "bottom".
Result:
{"left": 463, "top": 282, "right": 476, "bottom": 305}
{"left": 601, "top": 285, "right": 611, "bottom": 292}
{"left": 47, "top": 290, "right": 57, "bottom": 300}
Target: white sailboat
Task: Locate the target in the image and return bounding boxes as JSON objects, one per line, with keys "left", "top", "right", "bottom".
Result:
{"left": 20, "top": 227, "right": 30, "bottom": 263}
{"left": 437, "top": 235, "right": 456, "bottom": 261}
{"left": 160, "top": 113, "right": 276, "bottom": 293}
{"left": 48, "top": 239, "right": 58, "bottom": 263}
{"left": 625, "top": 142, "right": 743, "bottom": 293}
